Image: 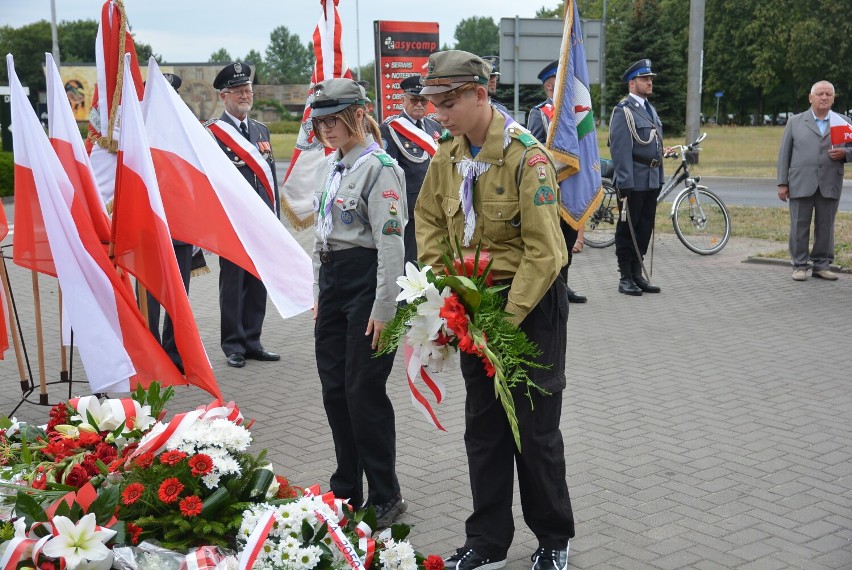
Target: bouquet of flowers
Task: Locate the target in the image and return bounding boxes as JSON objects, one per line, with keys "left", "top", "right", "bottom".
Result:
{"left": 379, "top": 240, "right": 546, "bottom": 450}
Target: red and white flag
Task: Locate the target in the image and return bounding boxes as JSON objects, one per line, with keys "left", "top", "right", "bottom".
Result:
{"left": 142, "top": 59, "right": 313, "bottom": 319}
{"left": 280, "top": 0, "right": 352, "bottom": 230}
{"left": 0, "top": 197, "right": 8, "bottom": 360}
{"left": 113, "top": 54, "right": 221, "bottom": 400}
{"left": 7, "top": 53, "right": 185, "bottom": 393}
{"left": 829, "top": 110, "right": 852, "bottom": 146}
{"left": 87, "top": 0, "right": 145, "bottom": 205}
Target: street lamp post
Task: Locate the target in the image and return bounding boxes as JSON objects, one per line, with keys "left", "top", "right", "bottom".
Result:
{"left": 50, "top": 0, "right": 60, "bottom": 66}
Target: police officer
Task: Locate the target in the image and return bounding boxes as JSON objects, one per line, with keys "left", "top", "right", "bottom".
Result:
{"left": 609, "top": 59, "right": 663, "bottom": 296}
{"left": 416, "top": 50, "right": 574, "bottom": 570}
{"left": 210, "top": 62, "right": 280, "bottom": 366}
{"left": 379, "top": 75, "right": 442, "bottom": 264}
{"left": 480, "top": 55, "right": 509, "bottom": 115}
{"left": 310, "top": 78, "right": 408, "bottom": 528}
{"left": 527, "top": 60, "right": 587, "bottom": 304}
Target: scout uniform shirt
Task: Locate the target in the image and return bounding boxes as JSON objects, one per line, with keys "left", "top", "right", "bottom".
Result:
{"left": 312, "top": 135, "right": 407, "bottom": 323}
{"left": 415, "top": 107, "right": 567, "bottom": 325}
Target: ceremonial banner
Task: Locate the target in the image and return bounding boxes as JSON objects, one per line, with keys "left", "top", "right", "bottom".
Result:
{"left": 546, "top": 0, "right": 603, "bottom": 229}
{"left": 113, "top": 55, "right": 221, "bottom": 400}
{"left": 142, "top": 60, "right": 313, "bottom": 320}
{"left": 829, "top": 110, "right": 852, "bottom": 146}
{"left": 280, "top": 0, "right": 352, "bottom": 230}
{"left": 8, "top": 54, "right": 185, "bottom": 393}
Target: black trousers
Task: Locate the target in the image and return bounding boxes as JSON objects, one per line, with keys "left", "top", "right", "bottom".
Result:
{"left": 219, "top": 257, "right": 267, "bottom": 355}
{"left": 460, "top": 278, "right": 574, "bottom": 558}
{"left": 615, "top": 188, "right": 660, "bottom": 265}
{"left": 559, "top": 219, "right": 577, "bottom": 282}
{"left": 315, "top": 249, "right": 400, "bottom": 507}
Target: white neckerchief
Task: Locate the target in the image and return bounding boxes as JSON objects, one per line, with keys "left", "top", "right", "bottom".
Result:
{"left": 317, "top": 140, "right": 379, "bottom": 245}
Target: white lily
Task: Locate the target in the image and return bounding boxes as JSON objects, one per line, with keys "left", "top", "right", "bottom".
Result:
{"left": 42, "top": 514, "right": 116, "bottom": 570}
{"left": 395, "top": 263, "right": 433, "bottom": 302}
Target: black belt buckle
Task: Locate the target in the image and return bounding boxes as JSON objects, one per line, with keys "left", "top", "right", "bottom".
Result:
{"left": 320, "top": 250, "right": 332, "bottom": 264}
{"left": 649, "top": 159, "right": 660, "bottom": 168}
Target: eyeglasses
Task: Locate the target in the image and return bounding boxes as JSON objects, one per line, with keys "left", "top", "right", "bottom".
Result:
{"left": 408, "top": 97, "right": 428, "bottom": 106}
{"left": 312, "top": 116, "right": 339, "bottom": 130}
{"left": 224, "top": 88, "right": 253, "bottom": 97}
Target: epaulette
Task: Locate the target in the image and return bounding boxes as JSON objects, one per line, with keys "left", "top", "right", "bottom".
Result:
{"left": 249, "top": 117, "right": 268, "bottom": 127}
{"left": 381, "top": 114, "right": 399, "bottom": 126}
{"left": 375, "top": 151, "right": 394, "bottom": 166}
{"left": 615, "top": 99, "right": 630, "bottom": 108}
{"left": 438, "top": 129, "right": 453, "bottom": 142}
{"left": 508, "top": 127, "right": 538, "bottom": 148}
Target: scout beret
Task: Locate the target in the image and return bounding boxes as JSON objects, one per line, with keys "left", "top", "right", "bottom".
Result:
{"left": 420, "top": 50, "right": 490, "bottom": 95}
{"left": 481, "top": 55, "right": 500, "bottom": 77}
{"left": 622, "top": 59, "right": 656, "bottom": 82}
{"left": 213, "top": 62, "right": 252, "bottom": 90}
{"left": 311, "top": 78, "right": 367, "bottom": 117}
{"left": 400, "top": 75, "right": 424, "bottom": 96}
{"left": 162, "top": 72, "right": 182, "bottom": 92}
{"left": 537, "top": 60, "right": 559, "bottom": 83}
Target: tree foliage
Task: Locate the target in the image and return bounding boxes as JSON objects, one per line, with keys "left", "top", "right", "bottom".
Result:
{"left": 453, "top": 16, "right": 499, "bottom": 57}
{"left": 209, "top": 48, "right": 232, "bottom": 63}
{"left": 265, "top": 26, "right": 312, "bottom": 84}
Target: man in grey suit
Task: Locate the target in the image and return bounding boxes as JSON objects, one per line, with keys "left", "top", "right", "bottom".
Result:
{"left": 777, "top": 80, "right": 852, "bottom": 281}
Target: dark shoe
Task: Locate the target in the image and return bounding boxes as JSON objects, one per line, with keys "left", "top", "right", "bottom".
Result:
{"left": 373, "top": 494, "right": 407, "bottom": 528}
{"left": 226, "top": 353, "right": 246, "bottom": 368}
{"left": 531, "top": 546, "right": 569, "bottom": 570}
{"left": 618, "top": 276, "right": 643, "bottom": 296}
{"left": 244, "top": 349, "right": 280, "bottom": 361}
{"left": 633, "top": 274, "right": 661, "bottom": 293}
{"left": 566, "top": 286, "right": 587, "bottom": 303}
{"left": 444, "top": 548, "right": 506, "bottom": 570}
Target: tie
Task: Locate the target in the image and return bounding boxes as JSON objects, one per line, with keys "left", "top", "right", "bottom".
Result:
{"left": 415, "top": 119, "right": 423, "bottom": 130}
{"left": 644, "top": 101, "right": 653, "bottom": 118}
{"left": 240, "top": 121, "right": 250, "bottom": 139}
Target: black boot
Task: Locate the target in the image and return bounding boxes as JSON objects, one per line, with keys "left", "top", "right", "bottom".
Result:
{"left": 632, "top": 259, "right": 661, "bottom": 293}
{"left": 618, "top": 261, "right": 642, "bottom": 296}
{"left": 566, "top": 285, "right": 587, "bottom": 303}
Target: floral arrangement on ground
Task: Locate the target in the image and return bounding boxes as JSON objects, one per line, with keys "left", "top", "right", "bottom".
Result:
{"left": 0, "top": 384, "right": 443, "bottom": 570}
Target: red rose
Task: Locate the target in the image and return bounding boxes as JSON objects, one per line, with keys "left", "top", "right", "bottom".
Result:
{"left": 63, "top": 464, "right": 90, "bottom": 488}
{"left": 82, "top": 454, "right": 100, "bottom": 477}
{"left": 179, "top": 495, "right": 203, "bottom": 517}
{"left": 159, "top": 450, "right": 187, "bottom": 466}
{"left": 157, "top": 478, "right": 184, "bottom": 504}
{"left": 126, "top": 522, "right": 143, "bottom": 545}
{"left": 94, "top": 443, "right": 117, "bottom": 463}
{"left": 188, "top": 453, "right": 213, "bottom": 477}
{"left": 425, "top": 555, "right": 445, "bottom": 570}
{"left": 122, "top": 482, "right": 145, "bottom": 506}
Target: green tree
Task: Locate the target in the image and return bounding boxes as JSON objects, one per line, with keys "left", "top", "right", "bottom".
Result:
{"left": 209, "top": 48, "right": 233, "bottom": 63}
{"left": 57, "top": 19, "right": 98, "bottom": 62}
{"left": 265, "top": 26, "right": 312, "bottom": 84}
{"left": 241, "top": 49, "right": 267, "bottom": 83}
{"left": 453, "top": 16, "right": 499, "bottom": 56}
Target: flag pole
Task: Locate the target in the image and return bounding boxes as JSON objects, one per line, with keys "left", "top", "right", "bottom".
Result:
{"left": 58, "top": 287, "right": 69, "bottom": 382}
{"left": 0, "top": 256, "right": 29, "bottom": 393}
{"left": 31, "top": 271, "right": 48, "bottom": 403}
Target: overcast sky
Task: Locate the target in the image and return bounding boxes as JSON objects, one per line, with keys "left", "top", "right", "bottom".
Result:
{"left": 2, "top": 0, "right": 551, "bottom": 69}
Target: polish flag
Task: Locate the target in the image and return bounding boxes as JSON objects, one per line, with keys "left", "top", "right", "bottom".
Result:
{"left": 280, "top": 0, "right": 353, "bottom": 230}
{"left": 141, "top": 59, "right": 313, "bottom": 319}
{"left": 829, "top": 111, "right": 852, "bottom": 146}
{"left": 6, "top": 54, "right": 185, "bottom": 393}
{"left": 87, "top": 0, "right": 145, "bottom": 205}
{"left": 113, "top": 54, "right": 222, "bottom": 400}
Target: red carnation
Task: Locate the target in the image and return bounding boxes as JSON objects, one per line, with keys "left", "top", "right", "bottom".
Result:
{"left": 126, "top": 522, "right": 143, "bottom": 545}
{"left": 159, "top": 450, "right": 187, "bottom": 466}
{"left": 157, "top": 478, "right": 184, "bottom": 503}
{"left": 63, "top": 464, "right": 90, "bottom": 488}
{"left": 77, "top": 431, "right": 102, "bottom": 447}
{"left": 82, "top": 454, "right": 100, "bottom": 477}
{"left": 94, "top": 442, "right": 117, "bottom": 463}
{"left": 188, "top": 453, "right": 213, "bottom": 476}
{"left": 122, "top": 482, "right": 145, "bottom": 506}
{"left": 32, "top": 470, "right": 47, "bottom": 490}
{"left": 134, "top": 452, "right": 155, "bottom": 469}
{"left": 425, "top": 555, "right": 445, "bottom": 570}
{"left": 179, "top": 495, "right": 203, "bottom": 517}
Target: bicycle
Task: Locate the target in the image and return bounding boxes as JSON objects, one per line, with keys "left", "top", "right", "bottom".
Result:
{"left": 584, "top": 133, "right": 731, "bottom": 255}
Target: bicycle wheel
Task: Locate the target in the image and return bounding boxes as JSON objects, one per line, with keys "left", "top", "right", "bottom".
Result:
{"left": 584, "top": 179, "right": 618, "bottom": 248}
{"left": 671, "top": 187, "right": 731, "bottom": 255}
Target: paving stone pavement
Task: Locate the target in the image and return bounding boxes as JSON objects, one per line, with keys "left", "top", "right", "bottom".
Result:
{"left": 1, "top": 226, "right": 850, "bottom": 570}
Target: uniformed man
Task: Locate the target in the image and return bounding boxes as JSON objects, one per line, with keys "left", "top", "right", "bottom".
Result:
{"left": 527, "top": 60, "right": 587, "bottom": 304}
{"left": 416, "top": 50, "right": 574, "bottom": 570}
{"left": 379, "top": 75, "right": 442, "bottom": 264}
{"left": 480, "top": 55, "right": 509, "bottom": 115}
{"left": 210, "top": 62, "right": 281, "bottom": 367}
{"left": 609, "top": 59, "right": 664, "bottom": 296}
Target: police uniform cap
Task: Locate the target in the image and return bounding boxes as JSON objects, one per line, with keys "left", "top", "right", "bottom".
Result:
{"left": 537, "top": 60, "right": 558, "bottom": 84}
{"left": 162, "top": 73, "right": 182, "bottom": 92}
{"left": 420, "top": 50, "right": 490, "bottom": 95}
{"left": 400, "top": 75, "right": 424, "bottom": 96}
{"left": 481, "top": 55, "right": 500, "bottom": 77}
{"left": 622, "top": 59, "right": 656, "bottom": 83}
{"left": 213, "top": 62, "right": 252, "bottom": 90}
{"left": 310, "top": 78, "right": 367, "bottom": 117}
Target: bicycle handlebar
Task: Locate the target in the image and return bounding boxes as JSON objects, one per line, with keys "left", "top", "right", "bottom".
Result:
{"left": 663, "top": 132, "right": 708, "bottom": 159}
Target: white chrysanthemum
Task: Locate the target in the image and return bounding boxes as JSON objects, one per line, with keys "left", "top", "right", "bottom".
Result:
{"left": 380, "top": 539, "right": 418, "bottom": 570}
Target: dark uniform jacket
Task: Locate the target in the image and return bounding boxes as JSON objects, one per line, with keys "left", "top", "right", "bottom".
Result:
{"left": 526, "top": 98, "right": 553, "bottom": 144}
{"left": 609, "top": 95, "right": 664, "bottom": 192}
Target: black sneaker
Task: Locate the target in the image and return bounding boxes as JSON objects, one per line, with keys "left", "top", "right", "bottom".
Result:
{"left": 374, "top": 494, "right": 407, "bottom": 528}
{"left": 530, "top": 546, "right": 569, "bottom": 570}
{"left": 444, "top": 547, "right": 507, "bottom": 570}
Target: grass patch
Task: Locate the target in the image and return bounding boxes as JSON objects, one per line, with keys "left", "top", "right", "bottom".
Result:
{"left": 653, "top": 202, "right": 852, "bottom": 267}
{"left": 270, "top": 134, "right": 297, "bottom": 160}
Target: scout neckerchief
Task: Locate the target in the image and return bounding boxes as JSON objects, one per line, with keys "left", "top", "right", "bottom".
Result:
{"left": 457, "top": 107, "right": 523, "bottom": 246}
{"left": 388, "top": 116, "right": 438, "bottom": 157}
{"left": 208, "top": 119, "right": 276, "bottom": 207}
{"left": 317, "top": 141, "right": 380, "bottom": 245}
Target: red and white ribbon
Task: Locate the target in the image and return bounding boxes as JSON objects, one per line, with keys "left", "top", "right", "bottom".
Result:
{"left": 69, "top": 396, "right": 139, "bottom": 430}
{"left": 238, "top": 509, "right": 276, "bottom": 570}
{"left": 389, "top": 117, "right": 437, "bottom": 156}
{"left": 354, "top": 521, "right": 376, "bottom": 568}
{"left": 129, "top": 409, "right": 205, "bottom": 459}
{"left": 303, "top": 486, "right": 364, "bottom": 570}
{"left": 183, "top": 545, "right": 227, "bottom": 570}
{"left": 0, "top": 537, "right": 36, "bottom": 570}
{"left": 197, "top": 400, "right": 244, "bottom": 425}
{"left": 207, "top": 120, "right": 276, "bottom": 207}
{"left": 403, "top": 343, "right": 447, "bottom": 431}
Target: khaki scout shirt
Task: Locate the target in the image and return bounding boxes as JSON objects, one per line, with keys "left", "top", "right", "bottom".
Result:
{"left": 415, "top": 108, "right": 567, "bottom": 325}
{"left": 312, "top": 135, "right": 407, "bottom": 323}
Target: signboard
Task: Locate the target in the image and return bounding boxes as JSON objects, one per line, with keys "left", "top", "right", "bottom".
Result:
{"left": 373, "top": 20, "right": 439, "bottom": 123}
{"left": 499, "top": 17, "right": 602, "bottom": 85}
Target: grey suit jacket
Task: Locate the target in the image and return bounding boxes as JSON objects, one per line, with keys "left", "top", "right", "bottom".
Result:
{"left": 608, "top": 97, "right": 664, "bottom": 192}
{"left": 776, "top": 111, "right": 852, "bottom": 199}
